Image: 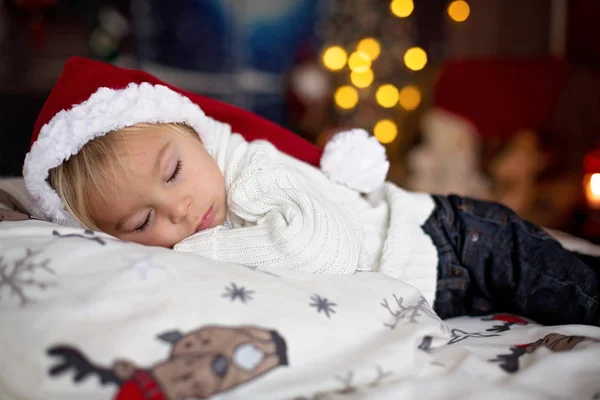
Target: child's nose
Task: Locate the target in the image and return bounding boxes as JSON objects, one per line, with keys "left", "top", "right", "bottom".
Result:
{"left": 170, "top": 196, "right": 192, "bottom": 224}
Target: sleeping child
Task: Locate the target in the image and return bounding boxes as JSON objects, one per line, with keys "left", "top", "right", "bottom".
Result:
{"left": 23, "top": 57, "right": 600, "bottom": 326}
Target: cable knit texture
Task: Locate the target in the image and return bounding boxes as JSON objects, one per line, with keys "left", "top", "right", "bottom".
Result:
{"left": 175, "top": 124, "right": 364, "bottom": 274}
{"left": 175, "top": 123, "right": 438, "bottom": 305}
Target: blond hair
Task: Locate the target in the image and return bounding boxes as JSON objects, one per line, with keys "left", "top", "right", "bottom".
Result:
{"left": 48, "top": 122, "right": 198, "bottom": 229}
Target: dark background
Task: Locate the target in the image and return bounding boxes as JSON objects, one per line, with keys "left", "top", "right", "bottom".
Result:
{"left": 1, "top": 0, "right": 599, "bottom": 239}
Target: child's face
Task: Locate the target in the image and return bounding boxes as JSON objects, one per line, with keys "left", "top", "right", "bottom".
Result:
{"left": 88, "top": 126, "right": 227, "bottom": 248}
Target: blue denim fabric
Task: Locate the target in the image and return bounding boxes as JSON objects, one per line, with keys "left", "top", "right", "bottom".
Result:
{"left": 422, "top": 195, "right": 600, "bottom": 326}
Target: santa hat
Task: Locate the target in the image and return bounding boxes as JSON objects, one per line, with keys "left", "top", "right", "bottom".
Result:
{"left": 23, "top": 57, "right": 388, "bottom": 227}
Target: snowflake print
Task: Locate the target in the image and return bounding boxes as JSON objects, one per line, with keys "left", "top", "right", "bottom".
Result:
{"left": 239, "top": 264, "right": 280, "bottom": 278}
{"left": 0, "top": 248, "right": 54, "bottom": 307}
{"left": 222, "top": 282, "right": 254, "bottom": 303}
{"left": 309, "top": 294, "right": 337, "bottom": 318}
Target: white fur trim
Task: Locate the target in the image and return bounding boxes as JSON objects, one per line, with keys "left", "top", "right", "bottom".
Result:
{"left": 22, "top": 82, "right": 229, "bottom": 226}
{"left": 320, "top": 129, "right": 390, "bottom": 193}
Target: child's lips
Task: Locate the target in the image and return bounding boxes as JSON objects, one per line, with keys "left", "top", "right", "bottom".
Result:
{"left": 195, "top": 206, "right": 214, "bottom": 233}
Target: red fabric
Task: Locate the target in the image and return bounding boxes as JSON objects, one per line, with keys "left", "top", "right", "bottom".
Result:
{"left": 114, "top": 371, "right": 166, "bottom": 400}
{"left": 584, "top": 150, "right": 600, "bottom": 173}
{"left": 31, "top": 56, "right": 322, "bottom": 167}
{"left": 115, "top": 382, "right": 145, "bottom": 400}
{"left": 491, "top": 314, "right": 528, "bottom": 325}
{"left": 433, "top": 58, "right": 569, "bottom": 139}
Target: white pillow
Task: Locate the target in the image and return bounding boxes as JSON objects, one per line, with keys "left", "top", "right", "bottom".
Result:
{"left": 0, "top": 219, "right": 449, "bottom": 400}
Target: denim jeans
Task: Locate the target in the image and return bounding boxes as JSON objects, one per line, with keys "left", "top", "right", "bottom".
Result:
{"left": 422, "top": 195, "right": 600, "bottom": 326}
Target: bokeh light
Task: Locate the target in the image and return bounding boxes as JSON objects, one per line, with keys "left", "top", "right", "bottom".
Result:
{"left": 322, "top": 46, "right": 347, "bottom": 71}
{"left": 390, "top": 0, "right": 414, "bottom": 18}
{"left": 334, "top": 85, "right": 359, "bottom": 110}
{"left": 403, "top": 47, "right": 428, "bottom": 71}
{"left": 374, "top": 119, "right": 398, "bottom": 144}
{"left": 357, "top": 37, "right": 381, "bottom": 61}
{"left": 592, "top": 173, "right": 600, "bottom": 195}
{"left": 398, "top": 85, "right": 422, "bottom": 110}
{"left": 350, "top": 69, "right": 374, "bottom": 88}
{"left": 448, "top": 0, "right": 470, "bottom": 22}
{"left": 348, "top": 51, "right": 372, "bottom": 73}
{"left": 376, "top": 84, "right": 400, "bottom": 108}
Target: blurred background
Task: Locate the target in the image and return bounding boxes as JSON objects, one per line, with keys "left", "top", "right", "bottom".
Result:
{"left": 1, "top": 0, "right": 600, "bottom": 240}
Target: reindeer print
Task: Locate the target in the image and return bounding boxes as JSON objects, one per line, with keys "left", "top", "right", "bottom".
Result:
{"left": 47, "top": 325, "right": 288, "bottom": 400}
{"left": 490, "top": 333, "right": 600, "bottom": 373}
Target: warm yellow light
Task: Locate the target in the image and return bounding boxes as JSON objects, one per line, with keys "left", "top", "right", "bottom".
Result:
{"left": 348, "top": 51, "right": 372, "bottom": 73}
{"left": 448, "top": 0, "right": 470, "bottom": 22}
{"left": 334, "top": 85, "right": 359, "bottom": 110}
{"left": 374, "top": 119, "right": 398, "bottom": 144}
{"left": 398, "top": 85, "right": 422, "bottom": 110}
{"left": 390, "top": 0, "right": 414, "bottom": 18}
{"left": 357, "top": 38, "right": 381, "bottom": 61}
{"left": 404, "top": 47, "right": 428, "bottom": 71}
{"left": 322, "top": 46, "right": 348, "bottom": 71}
{"left": 591, "top": 173, "right": 600, "bottom": 195}
{"left": 350, "top": 69, "right": 374, "bottom": 88}
{"left": 585, "top": 173, "right": 600, "bottom": 209}
{"left": 376, "top": 84, "right": 400, "bottom": 108}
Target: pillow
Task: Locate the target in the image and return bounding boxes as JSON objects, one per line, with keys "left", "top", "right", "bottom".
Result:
{"left": 3, "top": 198, "right": 600, "bottom": 400}
{"left": 0, "top": 218, "right": 448, "bottom": 400}
{"left": 0, "top": 178, "right": 32, "bottom": 222}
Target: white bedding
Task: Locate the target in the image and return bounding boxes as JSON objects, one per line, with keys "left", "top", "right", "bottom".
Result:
{"left": 1, "top": 180, "right": 600, "bottom": 400}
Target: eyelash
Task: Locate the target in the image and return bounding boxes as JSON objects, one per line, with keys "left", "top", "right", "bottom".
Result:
{"left": 167, "top": 160, "right": 183, "bottom": 183}
{"left": 135, "top": 160, "right": 183, "bottom": 233}
{"left": 136, "top": 209, "right": 153, "bottom": 232}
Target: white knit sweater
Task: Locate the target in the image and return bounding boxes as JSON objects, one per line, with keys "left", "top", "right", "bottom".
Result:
{"left": 175, "top": 126, "right": 439, "bottom": 304}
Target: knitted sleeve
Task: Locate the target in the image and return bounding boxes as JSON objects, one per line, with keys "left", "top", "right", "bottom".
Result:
{"left": 174, "top": 142, "right": 363, "bottom": 275}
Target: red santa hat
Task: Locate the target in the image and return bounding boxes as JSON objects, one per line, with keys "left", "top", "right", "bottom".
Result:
{"left": 23, "top": 57, "right": 388, "bottom": 227}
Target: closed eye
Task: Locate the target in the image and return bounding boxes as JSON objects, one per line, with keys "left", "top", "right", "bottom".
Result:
{"left": 167, "top": 160, "right": 183, "bottom": 183}
{"left": 135, "top": 210, "right": 153, "bottom": 232}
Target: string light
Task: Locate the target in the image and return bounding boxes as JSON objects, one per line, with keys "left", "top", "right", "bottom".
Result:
{"left": 322, "top": 46, "right": 348, "bottom": 71}
{"left": 376, "top": 84, "right": 400, "bottom": 108}
{"left": 403, "top": 47, "right": 428, "bottom": 71}
{"left": 350, "top": 69, "right": 374, "bottom": 88}
{"left": 334, "top": 85, "right": 359, "bottom": 110}
{"left": 448, "top": 0, "right": 470, "bottom": 22}
{"left": 398, "top": 85, "right": 422, "bottom": 110}
{"left": 348, "top": 51, "right": 372, "bottom": 73}
{"left": 374, "top": 119, "right": 398, "bottom": 144}
{"left": 357, "top": 38, "right": 381, "bottom": 61}
{"left": 390, "top": 0, "right": 414, "bottom": 18}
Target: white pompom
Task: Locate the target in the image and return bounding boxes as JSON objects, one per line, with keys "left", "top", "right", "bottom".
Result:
{"left": 320, "top": 129, "right": 390, "bottom": 193}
